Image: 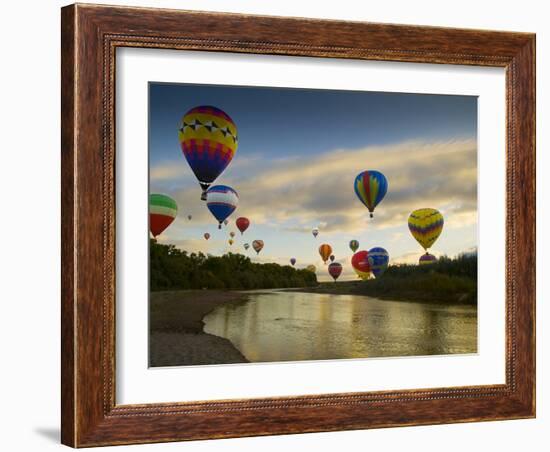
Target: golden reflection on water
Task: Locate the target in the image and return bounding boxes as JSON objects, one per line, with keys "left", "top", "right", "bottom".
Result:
{"left": 203, "top": 292, "right": 477, "bottom": 363}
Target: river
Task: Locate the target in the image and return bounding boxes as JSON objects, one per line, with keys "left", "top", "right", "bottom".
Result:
{"left": 203, "top": 291, "right": 477, "bottom": 363}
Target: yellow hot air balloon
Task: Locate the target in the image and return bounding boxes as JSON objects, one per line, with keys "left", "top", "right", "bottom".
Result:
{"left": 408, "top": 208, "right": 444, "bottom": 251}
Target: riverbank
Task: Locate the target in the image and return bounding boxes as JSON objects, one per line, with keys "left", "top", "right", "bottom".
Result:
{"left": 293, "top": 275, "right": 476, "bottom": 304}
{"left": 149, "top": 290, "right": 249, "bottom": 366}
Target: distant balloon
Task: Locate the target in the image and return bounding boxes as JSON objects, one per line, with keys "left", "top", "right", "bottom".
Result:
{"left": 312, "top": 228, "right": 319, "bottom": 238}
{"left": 328, "top": 262, "right": 343, "bottom": 281}
{"left": 179, "top": 106, "right": 238, "bottom": 200}
{"left": 252, "top": 240, "right": 264, "bottom": 254}
{"left": 368, "top": 247, "right": 389, "bottom": 278}
{"left": 351, "top": 250, "right": 371, "bottom": 279}
{"left": 306, "top": 265, "right": 316, "bottom": 273}
{"left": 228, "top": 239, "right": 234, "bottom": 246}
{"left": 329, "top": 255, "right": 335, "bottom": 262}
{"left": 419, "top": 253, "right": 437, "bottom": 265}
{"left": 149, "top": 194, "right": 177, "bottom": 238}
{"left": 319, "top": 244, "right": 333, "bottom": 264}
{"left": 229, "top": 231, "right": 236, "bottom": 238}
{"left": 408, "top": 208, "right": 444, "bottom": 251}
{"left": 354, "top": 170, "right": 388, "bottom": 218}
{"left": 290, "top": 258, "right": 296, "bottom": 266}
{"left": 203, "top": 233, "right": 210, "bottom": 240}
{"left": 206, "top": 185, "right": 238, "bottom": 229}
{"left": 243, "top": 243, "right": 250, "bottom": 251}
{"left": 349, "top": 240, "right": 359, "bottom": 253}
{"left": 187, "top": 214, "right": 192, "bottom": 221}
{"left": 236, "top": 217, "right": 250, "bottom": 235}
{"left": 224, "top": 219, "right": 229, "bottom": 226}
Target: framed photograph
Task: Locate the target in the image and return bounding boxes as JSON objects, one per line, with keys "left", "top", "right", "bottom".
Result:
{"left": 61, "top": 3, "right": 535, "bottom": 447}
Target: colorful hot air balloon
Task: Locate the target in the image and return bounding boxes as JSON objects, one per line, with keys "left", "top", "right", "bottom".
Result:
{"left": 229, "top": 231, "right": 236, "bottom": 238}
{"left": 368, "top": 247, "right": 389, "bottom": 278}
{"left": 351, "top": 250, "right": 371, "bottom": 279}
{"left": 408, "top": 208, "right": 444, "bottom": 251}
{"left": 179, "top": 106, "right": 238, "bottom": 200}
{"left": 290, "top": 258, "right": 296, "bottom": 266}
{"left": 149, "top": 194, "right": 177, "bottom": 238}
{"left": 206, "top": 185, "right": 238, "bottom": 229}
{"left": 236, "top": 217, "right": 250, "bottom": 235}
{"left": 228, "top": 239, "right": 234, "bottom": 246}
{"left": 252, "top": 240, "right": 264, "bottom": 254}
{"left": 329, "top": 255, "right": 335, "bottom": 263}
{"left": 419, "top": 253, "right": 437, "bottom": 265}
{"left": 319, "top": 244, "right": 332, "bottom": 264}
{"left": 328, "top": 262, "right": 343, "bottom": 281}
{"left": 203, "top": 233, "right": 210, "bottom": 240}
{"left": 306, "top": 265, "right": 316, "bottom": 273}
{"left": 312, "top": 228, "right": 319, "bottom": 238}
{"left": 243, "top": 243, "right": 250, "bottom": 251}
{"left": 187, "top": 214, "right": 192, "bottom": 221}
{"left": 349, "top": 240, "right": 359, "bottom": 253}
{"left": 354, "top": 170, "right": 388, "bottom": 218}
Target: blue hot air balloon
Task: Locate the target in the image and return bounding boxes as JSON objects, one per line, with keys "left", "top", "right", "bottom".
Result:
{"left": 354, "top": 170, "right": 388, "bottom": 218}
{"left": 368, "top": 247, "right": 389, "bottom": 278}
{"left": 206, "top": 185, "right": 239, "bottom": 229}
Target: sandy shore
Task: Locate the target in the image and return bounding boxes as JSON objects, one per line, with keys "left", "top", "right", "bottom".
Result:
{"left": 149, "top": 290, "right": 249, "bottom": 367}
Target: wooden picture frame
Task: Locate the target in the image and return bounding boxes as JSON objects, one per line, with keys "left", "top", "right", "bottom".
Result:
{"left": 61, "top": 3, "right": 535, "bottom": 447}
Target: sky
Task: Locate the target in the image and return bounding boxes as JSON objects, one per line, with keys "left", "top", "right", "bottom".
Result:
{"left": 149, "top": 82, "right": 478, "bottom": 281}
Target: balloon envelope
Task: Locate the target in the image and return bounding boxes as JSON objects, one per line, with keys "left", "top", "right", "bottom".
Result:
{"left": 349, "top": 240, "right": 359, "bottom": 253}
{"left": 290, "top": 258, "right": 296, "bottom": 266}
{"left": 306, "top": 265, "right": 316, "bottom": 273}
{"left": 206, "top": 185, "right": 238, "bottom": 228}
{"left": 354, "top": 170, "right": 388, "bottom": 218}
{"left": 351, "top": 250, "right": 371, "bottom": 279}
{"left": 203, "top": 233, "right": 210, "bottom": 240}
{"left": 419, "top": 253, "right": 437, "bottom": 265}
{"left": 329, "top": 255, "right": 335, "bottom": 262}
{"left": 312, "top": 228, "right": 319, "bottom": 238}
{"left": 252, "top": 240, "right": 264, "bottom": 254}
{"left": 236, "top": 217, "right": 250, "bottom": 234}
{"left": 408, "top": 208, "right": 444, "bottom": 251}
{"left": 328, "top": 262, "right": 343, "bottom": 281}
{"left": 368, "top": 247, "right": 389, "bottom": 278}
{"left": 187, "top": 215, "right": 192, "bottom": 220}
{"left": 229, "top": 231, "right": 236, "bottom": 238}
{"left": 228, "top": 239, "right": 234, "bottom": 246}
{"left": 179, "top": 106, "right": 238, "bottom": 198}
{"left": 318, "top": 244, "right": 332, "bottom": 264}
{"left": 149, "top": 194, "right": 177, "bottom": 237}
{"left": 243, "top": 243, "right": 250, "bottom": 250}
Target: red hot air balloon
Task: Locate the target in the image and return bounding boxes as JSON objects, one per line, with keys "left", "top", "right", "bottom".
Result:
{"left": 236, "top": 217, "right": 250, "bottom": 235}
{"left": 351, "top": 250, "right": 371, "bottom": 279}
{"left": 328, "top": 262, "right": 343, "bottom": 281}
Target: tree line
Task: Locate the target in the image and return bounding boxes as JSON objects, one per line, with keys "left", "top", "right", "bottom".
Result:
{"left": 150, "top": 240, "right": 317, "bottom": 291}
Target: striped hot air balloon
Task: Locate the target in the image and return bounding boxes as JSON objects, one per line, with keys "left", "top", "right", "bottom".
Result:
{"left": 419, "top": 253, "right": 437, "bottom": 265}
{"left": 206, "top": 185, "right": 238, "bottom": 229}
{"left": 408, "top": 208, "right": 444, "bottom": 251}
{"left": 319, "top": 244, "right": 332, "bottom": 264}
{"left": 179, "top": 106, "right": 238, "bottom": 200}
{"left": 328, "top": 262, "right": 343, "bottom": 282}
{"left": 354, "top": 170, "right": 388, "bottom": 218}
{"left": 252, "top": 240, "right": 264, "bottom": 254}
{"left": 149, "top": 194, "right": 177, "bottom": 238}
{"left": 368, "top": 247, "right": 389, "bottom": 278}
{"left": 351, "top": 250, "right": 371, "bottom": 279}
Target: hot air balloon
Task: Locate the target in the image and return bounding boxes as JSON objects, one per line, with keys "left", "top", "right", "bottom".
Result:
{"left": 408, "top": 208, "right": 444, "bottom": 251}
{"left": 319, "top": 244, "right": 332, "bottom": 264}
{"left": 328, "top": 262, "right": 343, "bottom": 281}
{"left": 203, "top": 232, "right": 210, "bottom": 240}
{"left": 354, "top": 170, "right": 388, "bottom": 218}
{"left": 206, "top": 185, "right": 238, "bottom": 229}
{"left": 349, "top": 240, "right": 359, "bottom": 253}
{"left": 351, "top": 250, "right": 371, "bottom": 279}
{"left": 368, "top": 247, "right": 389, "bottom": 278}
{"left": 306, "top": 265, "right": 316, "bottom": 273}
{"left": 252, "top": 240, "right": 264, "bottom": 254}
{"left": 229, "top": 231, "right": 236, "bottom": 238}
{"left": 149, "top": 194, "right": 177, "bottom": 238}
{"left": 236, "top": 217, "right": 250, "bottom": 235}
{"left": 243, "top": 243, "right": 250, "bottom": 251}
{"left": 290, "top": 258, "right": 296, "bottom": 266}
{"left": 187, "top": 214, "right": 192, "bottom": 221}
{"left": 228, "top": 239, "right": 234, "bottom": 246}
{"left": 329, "top": 255, "right": 335, "bottom": 262}
{"left": 312, "top": 228, "right": 319, "bottom": 238}
{"left": 419, "top": 253, "right": 437, "bottom": 265}
{"left": 179, "top": 106, "right": 238, "bottom": 200}
{"left": 224, "top": 219, "right": 229, "bottom": 226}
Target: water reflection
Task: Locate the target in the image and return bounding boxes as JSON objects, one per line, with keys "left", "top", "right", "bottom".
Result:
{"left": 203, "top": 291, "right": 477, "bottom": 363}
